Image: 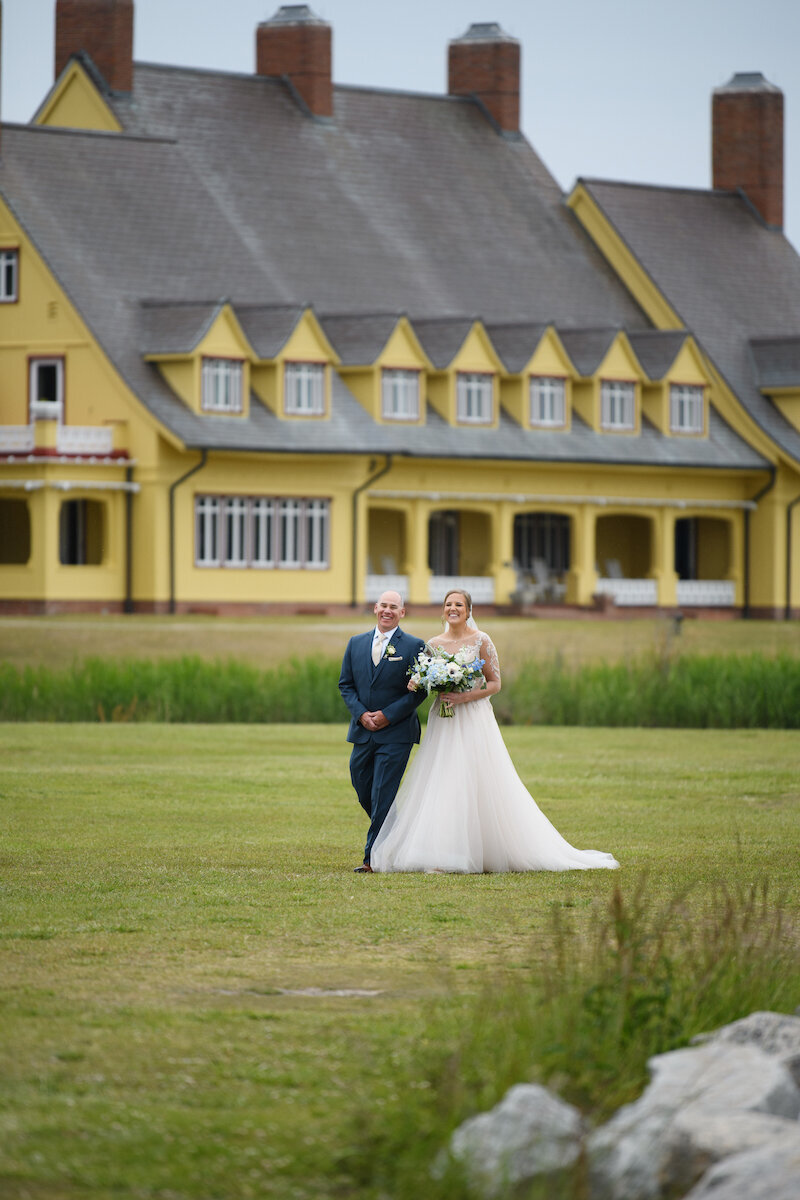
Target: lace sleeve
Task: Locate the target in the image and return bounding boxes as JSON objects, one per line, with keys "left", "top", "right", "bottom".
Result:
{"left": 481, "top": 635, "right": 500, "bottom": 683}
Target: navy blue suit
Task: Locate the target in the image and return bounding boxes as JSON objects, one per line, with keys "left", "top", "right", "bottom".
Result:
{"left": 339, "top": 626, "right": 427, "bottom": 864}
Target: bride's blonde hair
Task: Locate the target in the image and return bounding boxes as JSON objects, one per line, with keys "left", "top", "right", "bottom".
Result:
{"left": 441, "top": 589, "right": 473, "bottom": 626}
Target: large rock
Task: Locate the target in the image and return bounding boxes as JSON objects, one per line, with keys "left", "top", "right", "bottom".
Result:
{"left": 683, "top": 1136, "right": 800, "bottom": 1200}
{"left": 448, "top": 1082, "right": 584, "bottom": 1197}
{"left": 692, "top": 1010, "right": 800, "bottom": 1086}
{"left": 588, "top": 1041, "right": 800, "bottom": 1199}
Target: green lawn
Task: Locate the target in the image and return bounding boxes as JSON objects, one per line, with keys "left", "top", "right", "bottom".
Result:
{"left": 1, "top": 724, "right": 798, "bottom": 1198}
{"left": 1, "top": 612, "right": 799, "bottom": 671}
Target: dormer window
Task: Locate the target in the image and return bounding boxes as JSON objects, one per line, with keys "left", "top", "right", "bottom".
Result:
{"left": 457, "top": 372, "right": 493, "bottom": 424}
{"left": 382, "top": 369, "right": 420, "bottom": 420}
{"left": 600, "top": 380, "right": 635, "bottom": 430}
{"left": 670, "top": 384, "right": 704, "bottom": 433}
{"left": 284, "top": 362, "right": 325, "bottom": 415}
{"left": 530, "top": 376, "right": 566, "bottom": 427}
{"left": 0, "top": 249, "right": 18, "bottom": 303}
{"left": 202, "top": 358, "right": 243, "bottom": 413}
{"left": 30, "top": 358, "right": 64, "bottom": 414}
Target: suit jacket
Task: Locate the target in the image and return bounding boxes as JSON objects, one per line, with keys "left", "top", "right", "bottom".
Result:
{"left": 339, "top": 626, "right": 427, "bottom": 745}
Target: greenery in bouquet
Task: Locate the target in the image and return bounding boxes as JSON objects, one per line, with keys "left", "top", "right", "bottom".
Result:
{"left": 408, "top": 645, "right": 486, "bottom": 717}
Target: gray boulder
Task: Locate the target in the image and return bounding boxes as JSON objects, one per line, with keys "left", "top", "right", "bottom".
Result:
{"left": 588, "top": 1041, "right": 800, "bottom": 1200}
{"left": 448, "top": 1082, "right": 585, "bottom": 1197}
{"left": 683, "top": 1136, "right": 800, "bottom": 1200}
{"left": 692, "top": 1010, "right": 800, "bottom": 1086}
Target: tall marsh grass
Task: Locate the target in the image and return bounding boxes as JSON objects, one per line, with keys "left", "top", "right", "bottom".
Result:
{"left": 0, "top": 650, "right": 797, "bottom": 725}
{"left": 345, "top": 876, "right": 800, "bottom": 1199}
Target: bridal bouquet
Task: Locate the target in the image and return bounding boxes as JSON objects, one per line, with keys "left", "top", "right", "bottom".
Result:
{"left": 408, "top": 646, "right": 485, "bottom": 717}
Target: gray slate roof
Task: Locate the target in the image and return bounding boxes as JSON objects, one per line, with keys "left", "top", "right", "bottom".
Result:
{"left": 749, "top": 336, "right": 800, "bottom": 388}
{"left": 0, "top": 59, "right": 779, "bottom": 471}
{"left": 580, "top": 179, "right": 800, "bottom": 464}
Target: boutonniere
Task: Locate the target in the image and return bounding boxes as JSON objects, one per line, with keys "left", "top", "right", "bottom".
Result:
{"left": 386, "top": 643, "right": 396, "bottom": 657}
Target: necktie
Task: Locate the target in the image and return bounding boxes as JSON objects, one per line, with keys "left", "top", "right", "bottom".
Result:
{"left": 372, "top": 632, "right": 386, "bottom": 666}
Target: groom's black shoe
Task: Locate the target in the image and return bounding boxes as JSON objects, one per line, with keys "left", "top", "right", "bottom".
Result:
{"left": 354, "top": 863, "right": 373, "bottom": 873}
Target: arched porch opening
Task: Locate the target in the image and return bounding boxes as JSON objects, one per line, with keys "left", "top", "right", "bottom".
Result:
{"left": 595, "top": 513, "right": 656, "bottom": 605}
{"left": 365, "top": 505, "right": 408, "bottom": 600}
{"left": 428, "top": 508, "right": 494, "bottom": 604}
{"left": 675, "top": 516, "right": 736, "bottom": 606}
{"left": 512, "top": 511, "right": 570, "bottom": 602}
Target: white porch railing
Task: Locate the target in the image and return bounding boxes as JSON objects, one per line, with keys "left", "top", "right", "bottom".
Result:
{"left": 595, "top": 578, "right": 658, "bottom": 606}
{"left": 56, "top": 426, "right": 114, "bottom": 454}
{"left": 676, "top": 580, "right": 736, "bottom": 607}
{"left": 429, "top": 575, "right": 496, "bottom": 604}
{"left": 0, "top": 425, "right": 35, "bottom": 452}
{"left": 365, "top": 574, "right": 409, "bottom": 602}
{"left": 0, "top": 424, "right": 113, "bottom": 455}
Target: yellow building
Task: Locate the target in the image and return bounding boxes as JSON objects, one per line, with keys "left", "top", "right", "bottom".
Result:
{"left": 1, "top": 2, "right": 799, "bottom": 617}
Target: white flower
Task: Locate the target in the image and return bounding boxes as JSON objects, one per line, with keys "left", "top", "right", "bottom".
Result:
{"left": 410, "top": 672, "right": 422, "bottom": 688}
{"left": 445, "top": 662, "right": 463, "bottom": 681}
{"left": 386, "top": 643, "right": 396, "bottom": 656}
{"left": 454, "top": 647, "right": 476, "bottom": 666}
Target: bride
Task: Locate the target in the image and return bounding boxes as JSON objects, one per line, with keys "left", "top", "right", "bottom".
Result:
{"left": 370, "top": 589, "right": 620, "bottom": 874}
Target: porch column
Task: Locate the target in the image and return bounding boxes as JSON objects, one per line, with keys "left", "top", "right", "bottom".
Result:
{"left": 566, "top": 504, "right": 597, "bottom": 605}
{"left": 652, "top": 508, "right": 678, "bottom": 607}
{"left": 727, "top": 512, "right": 744, "bottom": 606}
{"left": 490, "top": 502, "right": 517, "bottom": 606}
{"left": 40, "top": 485, "right": 63, "bottom": 602}
{"left": 405, "top": 499, "right": 431, "bottom": 607}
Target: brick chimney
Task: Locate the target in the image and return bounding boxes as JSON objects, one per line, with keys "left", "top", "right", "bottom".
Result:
{"left": 256, "top": 5, "right": 332, "bottom": 119}
{"left": 55, "top": 0, "right": 134, "bottom": 93}
{"left": 712, "top": 72, "right": 784, "bottom": 229}
{"left": 448, "top": 22, "right": 520, "bottom": 135}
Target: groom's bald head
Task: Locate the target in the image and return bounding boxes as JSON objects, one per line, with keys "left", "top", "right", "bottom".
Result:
{"left": 374, "top": 591, "right": 405, "bottom": 630}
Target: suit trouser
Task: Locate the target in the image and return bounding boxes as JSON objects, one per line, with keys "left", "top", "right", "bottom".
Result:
{"left": 349, "top": 737, "right": 413, "bottom": 863}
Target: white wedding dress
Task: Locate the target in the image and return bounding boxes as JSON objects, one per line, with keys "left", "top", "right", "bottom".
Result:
{"left": 370, "top": 635, "right": 620, "bottom": 874}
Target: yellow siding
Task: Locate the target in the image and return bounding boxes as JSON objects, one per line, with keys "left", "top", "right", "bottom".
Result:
{"left": 772, "top": 392, "right": 800, "bottom": 432}
{"left": 35, "top": 63, "right": 123, "bottom": 132}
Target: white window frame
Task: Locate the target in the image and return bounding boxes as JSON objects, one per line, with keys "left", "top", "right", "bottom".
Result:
{"left": 201, "top": 358, "right": 243, "bottom": 414}
{"left": 29, "top": 357, "right": 64, "bottom": 416}
{"left": 304, "top": 499, "right": 329, "bottom": 568}
{"left": 456, "top": 372, "right": 494, "bottom": 424}
{"left": 195, "top": 496, "right": 329, "bottom": 569}
{"left": 0, "top": 250, "right": 18, "bottom": 303}
{"left": 600, "top": 380, "right": 636, "bottom": 431}
{"left": 381, "top": 369, "right": 420, "bottom": 421}
{"left": 223, "top": 497, "right": 249, "bottom": 567}
{"left": 284, "top": 362, "right": 325, "bottom": 415}
{"left": 195, "top": 496, "right": 221, "bottom": 566}
{"left": 252, "top": 498, "right": 277, "bottom": 568}
{"left": 670, "top": 384, "right": 705, "bottom": 434}
{"left": 529, "top": 376, "right": 566, "bottom": 427}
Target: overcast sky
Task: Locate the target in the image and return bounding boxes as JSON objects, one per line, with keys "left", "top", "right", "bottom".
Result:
{"left": 3, "top": 0, "right": 799, "bottom": 251}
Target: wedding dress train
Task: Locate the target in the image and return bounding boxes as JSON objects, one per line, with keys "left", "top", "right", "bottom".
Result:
{"left": 370, "top": 640, "right": 619, "bottom": 874}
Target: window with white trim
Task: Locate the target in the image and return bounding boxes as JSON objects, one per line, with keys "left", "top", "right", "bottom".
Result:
{"left": 252, "top": 499, "right": 277, "bottom": 567}
{"left": 195, "top": 496, "right": 329, "bottom": 569}
{"left": 196, "top": 496, "right": 221, "bottom": 565}
{"left": 201, "top": 358, "right": 243, "bottom": 413}
{"left": 30, "top": 358, "right": 64, "bottom": 412}
{"left": 600, "top": 380, "right": 636, "bottom": 430}
{"left": 456, "top": 372, "right": 493, "bottom": 424}
{"left": 381, "top": 369, "right": 420, "bottom": 420}
{"left": 530, "top": 376, "right": 566, "bottom": 427}
{"left": 0, "top": 250, "right": 18, "bottom": 302}
{"left": 284, "top": 362, "right": 325, "bottom": 415}
{"left": 224, "top": 497, "right": 248, "bottom": 566}
{"left": 670, "top": 384, "right": 704, "bottom": 433}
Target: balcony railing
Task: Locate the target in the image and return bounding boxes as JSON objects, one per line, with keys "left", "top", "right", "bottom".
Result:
{"left": 56, "top": 425, "right": 114, "bottom": 454}
{"left": 0, "top": 424, "right": 114, "bottom": 455}
{"left": 0, "top": 425, "right": 35, "bottom": 452}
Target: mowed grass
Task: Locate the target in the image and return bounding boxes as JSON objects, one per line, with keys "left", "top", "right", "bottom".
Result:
{"left": 1, "top": 611, "right": 799, "bottom": 671}
{"left": 1, "top": 723, "right": 799, "bottom": 1199}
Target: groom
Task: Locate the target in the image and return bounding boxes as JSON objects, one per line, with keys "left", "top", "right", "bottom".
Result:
{"left": 339, "top": 590, "right": 426, "bottom": 872}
